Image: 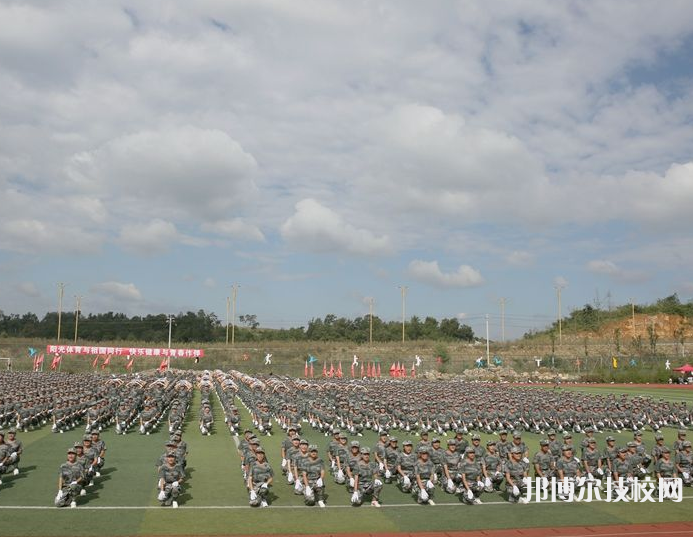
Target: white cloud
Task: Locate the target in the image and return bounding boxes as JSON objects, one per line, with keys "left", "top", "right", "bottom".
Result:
{"left": 281, "top": 198, "right": 392, "bottom": 256}
{"left": 505, "top": 250, "right": 535, "bottom": 267}
{"left": 90, "top": 281, "right": 143, "bottom": 302}
{"left": 553, "top": 276, "right": 569, "bottom": 288}
{"left": 203, "top": 277, "right": 216, "bottom": 288}
{"left": 117, "top": 219, "right": 180, "bottom": 255}
{"left": 17, "top": 282, "right": 41, "bottom": 298}
{"left": 407, "top": 260, "right": 484, "bottom": 288}
{"left": 587, "top": 259, "right": 621, "bottom": 276}
{"left": 200, "top": 219, "right": 264, "bottom": 242}
{"left": 0, "top": 219, "right": 102, "bottom": 254}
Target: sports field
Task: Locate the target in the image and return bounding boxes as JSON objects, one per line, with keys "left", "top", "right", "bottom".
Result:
{"left": 0, "top": 383, "right": 691, "bottom": 536}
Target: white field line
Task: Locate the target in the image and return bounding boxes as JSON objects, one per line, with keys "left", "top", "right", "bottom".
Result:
{"left": 0, "top": 495, "right": 691, "bottom": 510}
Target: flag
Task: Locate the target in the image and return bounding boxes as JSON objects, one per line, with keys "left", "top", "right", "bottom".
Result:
{"left": 411, "top": 362, "right": 416, "bottom": 377}
{"left": 28, "top": 347, "right": 37, "bottom": 357}
{"left": 159, "top": 357, "right": 168, "bottom": 372}
{"left": 367, "top": 362, "right": 372, "bottom": 377}
{"left": 376, "top": 363, "right": 381, "bottom": 377}
{"left": 350, "top": 362, "right": 355, "bottom": 378}
{"left": 612, "top": 357, "right": 618, "bottom": 369}
{"left": 308, "top": 354, "right": 318, "bottom": 364}
{"left": 35, "top": 353, "right": 44, "bottom": 371}
{"left": 360, "top": 362, "right": 364, "bottom": 378}
{"left": 401, "top": 363, "right": 407, "bottom": 377}
{"left": 91, "top": 355, "right": 99, "bottom": 368}
{"left": 322, "top": 362, "right": 327, "bottom": 377}
{"left": 33, "top": 355, "right": 39, "bottom": 372}
{"left": 50, "top": 353, "right": 61, "bottom": 370}
{"left": 337, "top": 362, "right": 343, "bottom": 378}
{"left": 101, "top": 354, "right": 112, "bottom": 369}
{"left": 305, "top": 360, "right": 309, "bottom": 378}
{"left": 329, "top": 362, "right": 335, "bottom": 378}
{"left": 310, "top": 363, "right": 314, "bottom": 378}
{"left": 125, "top": 355, "right": 134, "bottom": 371}
{"left": 389, "top": 363, "right": 396, "bottom": 377}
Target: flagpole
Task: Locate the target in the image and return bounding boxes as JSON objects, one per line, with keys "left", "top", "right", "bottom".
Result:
{"left": 57, "top": 282, "right": 65, "bottom": 342}
{"left": 74, "top": 295, "right": 82, "bottom": 343}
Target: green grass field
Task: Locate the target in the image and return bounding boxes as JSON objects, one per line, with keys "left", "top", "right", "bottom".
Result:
{"left": 0, "top": 384, "right": 691, "bottom": 536}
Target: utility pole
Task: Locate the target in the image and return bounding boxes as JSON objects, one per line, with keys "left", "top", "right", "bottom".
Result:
{"left": 398, "top": 286, "right": 408, "bottom": 343}
{"left": 231, "top": 284, "right": 239, "bottom": 346}
{"left": 554, "top": 284, "right": 565, "bottom": 345}
{"left": 630, "top": 298, "right": 636, "bottom": 337}
{"left": 368, "top": 297, "right": 374, "bottom": 345}
{"left": 485, "top": 314, "right": 490, "bottom": 362}
{"left": 57, "top": 283, "right": 66, "bottom": 342}
{"left": 167, "top": 314, "right": 174, "bottom": 349}
{"left": 225, "top": 296, "right": 230, "bottom": 345}
{"left": 498, "top": 297, "right": 508, "bottom": 343}
{"left": 73, "top": 295, "right": 82, "bottom": 343}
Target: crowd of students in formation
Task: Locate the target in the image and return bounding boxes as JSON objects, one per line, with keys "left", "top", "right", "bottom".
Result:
{"left": 0, "top": 370, "right": 691, "bottom": 508}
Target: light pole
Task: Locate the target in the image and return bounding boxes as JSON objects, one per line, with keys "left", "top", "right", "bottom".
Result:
{"left": 56, "top": 283, "right": 66, "bottom": 342}
{"left": 630, "top": 298, "right": 636, "bottom": 337}
{"left": 231, "top": 284, "right": 239, "bottom": 346}
{"left": 485, "top": 314, "right": 490, "bottom": 362}
{"left": 73, "top": 295, "right": 82, "bottom": 343}
{"left": 368, "top": 297, "right": 374, "bottom": 345}
{"left": 498, "top": 297, "right": 508, "bottom": 343}
{"left": 225, "top": 296, "right": 230, "bottom": 345}
{"left": 554, "top": 284, "right": 565, "bottom": 345}
{"left": 398, "top": 286, "right": 408, "bottom": 343}
{"left": 167, "top": 314, "right": 174, "bottom": 349}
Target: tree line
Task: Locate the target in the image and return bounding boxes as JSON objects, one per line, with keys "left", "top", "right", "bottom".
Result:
{"left": 0, "top": 310, "right": 475, "bottom": 344}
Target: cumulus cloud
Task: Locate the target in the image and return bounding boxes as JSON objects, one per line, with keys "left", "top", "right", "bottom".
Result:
{"left": 587, "top": 259, "right": 621, "bottom": 276}
{"left": 90, "top": 281, "right": 143, "bottom": 302}
{"left": 0, "top": 219, "right": 102, "bottom": 254}
{"left": 280, "top": 198, "right": 393, "bottom": 256}
{"left": 200, "top": 219, "right": 265, "bottom": 242}
{"left": 553, "top": 276, "right": 569, "bottom": 288}
{"left": 407, "top": 260, "right": 484, "bottom": 288}
{"left": 117, "top": 219, "right": 180, "bottom": 255}
{"left": 505, "top": 250, "right": 535, "bottom": 267}
{"left": 16, "top": 282, "right": 41, "bottom": 298}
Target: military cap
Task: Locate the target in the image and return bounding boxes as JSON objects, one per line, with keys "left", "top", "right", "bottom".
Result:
{"left": 448, "top": 438, "right": 457, "bottom": 445}
{"left": 250, "top": 439, "right": 261, "bottom": 445}
{"left": 389, "top": 436, "right": 398, "bottom": 442}
{"left": 539, "top": 439, "right": 549, "bottom": 446}
{"left": 90, "top": 430, "right": 100, "bottom": 436}
{"left": 379, "top": 430, "right": 388, "bottom": 437}
{"left": 0, "top": 431, "right": 4, "bottom": 436}
{"left": 487, "top": 440, "right": 497, "bottom": 446}
{"left": 73, "top": 441, "right": 83, "bottom": 448}
{"left": 618, "top": 447, "right": 628, "bottom": 453}
{"left": 82, "top": 435, "right": 92, "bottom": 441}
{"left": 562, "top": 432, "right": 572, "bottom": 439}
{"left": 420, "top": 430, "right": 429, "bottom": 436}
{"left": 309, "top": 445, "right": 319, "bottom": 452}
{"left": 360, "top": 447, "right": 371, "bottom": 454}
{"left": 288, "top": 425, "right": 296, "bottom": 431}
{"left": 678, "top": 429, "right": 687, "bottom": 435}
{"left": 456, "top": 428, "right": 466, "bottom": 434}
{"left": 510, "top": 446, "right": 522, "bottom": 454}
{"left": 547, "top": 429, "right": 556, "bottom": 435}
{"left": 472, "top": 433, "right": 481, "bottom": 440}
{"left": 417, "top": 446, "right": 429, "bottom": 454}
{"left": 432, "top": 437, "right": 441, "bottom": 443}
{"left": 660, "top": 447, "right": 670, "bottom": 453}
{"left": 166, "top": 451, "right": 176, "bottom": 457}
{"left": 8, "top": 428, "right": 16, "bottom": 434}
{"left": 512, "top": 431, "right": 522, "bottom": 438}
{"left": 683, "top": 441, "right": 692, "bottom": 448}
{"left": 339, "top": 433, "right": 347, "bottom": 439}
{"left": 561, "top": 444, "right": 573, "bottom": 451}
{"left": 655, "top": 433, "right": 664, "bottom": 440}
{"left": 403, "top": 440, "right": 413, "bottom": 446}
{"left": 606, "top": 435, "right": 615, "bottom": 442}
{"left": 626, "top": 441, "right": 637, "bottom": 448}
{"left": 349, "top": 440, "right": 360, "bottom": 448}
{"left": 499, "top": 429, "right": 508, "bottom": 435}
{"left": 464, "top": 446, "right": 475, "bottom": 454}
{"left": 634, "top": 431, "right": 642, "bottom": 436}
{"left": 584, "top": 426, "right": 593, "bottom": 433}
{"left": 299, "top": 438, "right": 309, "bottom": 445}
{"left": 588, "top": 438, "right": 596, "bottom": 444}
{"left": 67, "top": 447, "right": 77, "bottom": 454}
{"left": 165, "top": 441, "right": 177, "bottom": 447}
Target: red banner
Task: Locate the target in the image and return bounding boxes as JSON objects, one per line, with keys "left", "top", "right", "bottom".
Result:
{"left": 46, "top": 345, "right": 204, "bottom": 358}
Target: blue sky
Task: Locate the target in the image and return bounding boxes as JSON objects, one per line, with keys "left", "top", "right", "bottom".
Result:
{"left": 1, "top": 1, "right": 693, "bottom": 340}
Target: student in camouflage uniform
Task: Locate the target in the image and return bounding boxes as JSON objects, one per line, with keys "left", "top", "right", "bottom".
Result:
{"left": 139, "top": 403, "right": 157, "bottom": 435}
{"left": 415, "top": 430, "right": 432, "bottom": 455}
{"left": 612, "top": 447, "right": 634, "bottom": 484}
{"left": 470, "top": 434, "right": 485, "bottom": 458}
{"left": 581, "top": 438, "right": 603, "bottom": 480}
{"left": 654, "top": 447, "right": 676, "bottom": 480}
{"left": 533, "top": 439, "right": 555, "bottom": 487}
{"left": 302, "top": 445, "right": 326, "bottom": 507}
{"left": 247, "top": 447, "right": 273, "bottom": 507}
{"left": 547, "top": 429, "right": 562, "bottom": 462}
{"left": 459, "top": 446, "right": 484, "bottom": 504}
{"left": 292, "top": 439, "right": 310, "bottom": 494}
{"left": 373, "top": 431, "right": 389, "bottom": 474}
{"left": 413, "top": 446, "right": 436, "bottom": 505}
{"left": 674, "top": 430, "right": 687, "bottom": 454}
{"left": 496, "top": 430, "right": 511, "bottom": 461}
{"left": 651, "top": 433, "right": 667, "bottom": 464}
{"left": 454, "top": 428, "right": 470, "bottom": 453}
{"left": 327, "top": 429, "right": 342, "bottom": 473}
{"left": 281, "top": 425, "right": 298, "bottom": 475}
{"left": 90, "top": 430, "right": 106, "bottom": 474}
{"left": 333, "top": 433, "right": 349, "bottom": 484}
{"left": 430, "top": 437, "right": 446, "bottom": 483}
{"left": 579, "top": 427, "right": 595, "bottom": 457}
{"left": 626, "top": 441, "right": 648, "bottom": 478}
{"left": 556, "top": 445, "right": 582, "bottom": 489}
{"left": 157, "top": 452, "right": 185, "bottom": 507}
{"left": 383, "top": 436, "right": 399, "bottom": 483}
{"left": 675, "top": 441, "right": 692, "bottom": 486}
{"left": 344, "top": 440, "right": 362, "bottom": 493}
{"left": 351, "top": 447, "right": 382, "bottom": 507}
{"left": 441, "top": 438, "right": 461, "bottom": 493}
{"left": 505, "top": 446, "right": 529, "bottom": 503}
{"left": 81, "top": 436, "right": 99, "bottom": 485}
{"left": 284, "top": 436, "right": 301, "bottom": 485}
{"left": 55, "top": 447, "right": 85, "bottom": 508}
{"left": 602, "top": 435, "right": 618, "bottom": 477}
{"left": 632, "top": 431, "right": 651, "bottom": 469}
{"left": 396, "top": 439, "right": 417, "bottom": 493}
{"left": 4, "top": 429, "right": 21, "bottom": 475}
{"left": 482, "top": 440, "right": 504, "bottom": 492}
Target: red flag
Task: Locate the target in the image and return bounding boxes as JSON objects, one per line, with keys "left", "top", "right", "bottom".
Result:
{"left": 350, "top": 363, "right": 355, "bottom": 378}
{"left": 389, "top": 363, "right": 396, "bottom": 377}
{"left": 366, "top": 362, "right": 371, "bottom": 377}
{"left": 360, "top": 362, "right": 364, "bottom": 378}
{"left": 36, "top": 353, "right": 44, "bottom": 369}
{"left": 322, "top": 362, "right": 327, "bottom": 377}
{"left": 329, "top": 362, "right": 335, "bottom": 378}
{"left": 91, "top": 355, "right": 99, "bottom": 368}
{"left": 305, "top": 361, "right": 309, "bottom": 378}
{"left": 411, "top": 362, "right": 416, "bottom": 377}
{"left": 377, "top": 363, "right": 381, "bottom": 377}
{"left": 101, "top": 354, "right": 112, "bottom": 369}
{"left": 32, "top": 355, "right": 38, "bottom": 372}
{"left": 158, "top": 357, "right": 168, "bottom": 372}
{"left": 50, "top": 353, "right": 61, "bottom": 370}
{"left": 401, "top": 363, "right": 407, "bottom": 377}
{"left": 310, "top": 363, "right": 314, "bottom": 378}
{"left": 337, "top": 362, "right": 343, "bottom": 378}
{"left": 126, "top": 355, "right": 134, "bottom": 370}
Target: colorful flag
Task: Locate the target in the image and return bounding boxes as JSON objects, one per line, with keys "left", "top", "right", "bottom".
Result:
{"left": 337, "top": 362, "right": 343, "bottom": 378}
{"left": 376, "top": 363, "right": 381, "bottom": 377}
{"left": 305, "top": 360, "right": 309, "bottom": 378}
{"left": 350, "top": 362, "right": 355, "bottom": 378}
{"left": 612, "top": 357, "right": 618, "bottom": 369}
{"left": 322, "top": 362, "right": 327, "bottom": 377}
{"left": 329, "top": 362, "right": 335, "bottom": 378}
{"left": 360, "top": 362, "right": 364, "bottom": 378}
{"left": 35, "top": 353, "right": 44, "bottom": 371}
{"left": 309, "top": 363, "right": 314, "bottom": 378}
{"left": 28, "top": 347, "right": 37, "bottom": 357}
{"left": 411, "top": 362, "right": 416, "bottom": 377}
{"left": 50, "top": 353, "right": 61, "bottom": 370}
{"left": 389, "top": 363, "right": 396, "bottom": 377}
{"left": 101, "top": 354, "right": 112, "bottom": 369}
{"left": 92, "top": 355, "right": 99, "bottom": 368}
{"left": 125, "top": 355, "right": 134, "bottom": 370}
{"left": 159, "top": 357, "right": 168, "bottom": 372}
